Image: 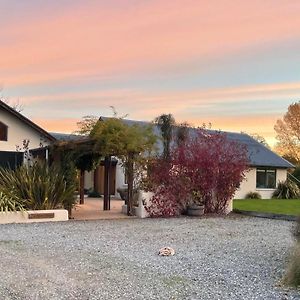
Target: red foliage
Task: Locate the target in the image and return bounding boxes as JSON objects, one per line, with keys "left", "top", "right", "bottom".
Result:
{"left": 145, "top": 129, "right": 249, "bottom": 216}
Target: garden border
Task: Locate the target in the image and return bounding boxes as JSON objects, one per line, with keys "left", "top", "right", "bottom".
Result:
{"left": 233, "top": 209, "right": 297, "bottom": 221}
{"left": 0, "top": 209, "right": 69, "bottom": 224}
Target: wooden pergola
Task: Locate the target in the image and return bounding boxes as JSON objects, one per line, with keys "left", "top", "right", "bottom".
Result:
{"left": 48, "top": 137, "right": 114, "bottom": 211}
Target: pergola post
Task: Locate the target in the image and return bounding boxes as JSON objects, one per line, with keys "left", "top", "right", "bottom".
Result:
{"left": 127, "top": 152, "right": 134, "bottom": 216}
{"left": 103, "top": 156, "right": 111, "bottom": 210}
{"left": 79, "top": 169, "right": 85, "bottom": 205}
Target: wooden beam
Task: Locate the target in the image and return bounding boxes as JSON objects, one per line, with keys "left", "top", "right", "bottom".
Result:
{"left": 103, "top": 156, "right": 111, "bottom": 210}
{"left": 79, "top": 169, "right": 85, "bottom": 204}
{"left": 127, "top": 153, "right": 134, "bottom": 216}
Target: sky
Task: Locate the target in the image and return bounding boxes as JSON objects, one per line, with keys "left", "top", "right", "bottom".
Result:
{"left": 0, "top": 0, "right": 300, "bottom": 146}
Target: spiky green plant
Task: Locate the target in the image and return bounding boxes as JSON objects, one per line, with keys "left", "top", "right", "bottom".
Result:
{"left": 283, "top": 244, "right": 300, "bottom": 287}
{"left": 245, "top": 191, "right": 262, "bottom": 199}
{"left": 272, "top": 180, "right": 300, "bottom": 199}
{"left": 0, "top": 192, "right": 25, "bottom": 212}
{"left": 0, "top": 162, "right": 76, "bottom": 211}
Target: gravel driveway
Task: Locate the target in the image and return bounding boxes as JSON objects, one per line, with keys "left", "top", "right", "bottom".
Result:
{"left": 0, "top": 215, "right": 299, "bottom": 300}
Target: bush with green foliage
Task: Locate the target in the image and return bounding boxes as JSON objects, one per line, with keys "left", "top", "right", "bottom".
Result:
{"left": 0, "top": 192, "right": 25, "bottom": 212}
{"left": 0, "top": 162, "right": 76, "bottom": 212}
{"left": 272, "top": 180, "right": 300, "bottom": 199}
{"left": 245, "top": 191, "right": 262, "bottom": 199}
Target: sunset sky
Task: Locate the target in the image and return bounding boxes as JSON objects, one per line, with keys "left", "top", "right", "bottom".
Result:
{"left": 1, "top": 0, "right": 300, "bottom": 146}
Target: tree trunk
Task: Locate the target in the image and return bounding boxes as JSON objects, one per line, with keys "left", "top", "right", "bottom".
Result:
{"left": 127, "top": 153, "right": 134, "bottom": 216}
{"left": 79, "top": 169, "right": 85, "bottom": 205}
{"left": 104, "top": 156, "right": 111, "bottom": 210}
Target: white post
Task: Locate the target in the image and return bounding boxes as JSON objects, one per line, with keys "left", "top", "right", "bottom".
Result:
{"left": 45, "top": 148, "right": 49, "bottom": 161}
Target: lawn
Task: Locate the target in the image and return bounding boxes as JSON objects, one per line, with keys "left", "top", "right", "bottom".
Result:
{"left": 233, "top": 199, "right": 300, "bottom": 216}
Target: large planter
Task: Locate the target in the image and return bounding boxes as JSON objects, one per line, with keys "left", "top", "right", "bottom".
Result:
{"left": 187, "top": 204, "right": 205, "bottom": 216}
{"left": 121, "top": 190, "right": 153, "bottom": 218}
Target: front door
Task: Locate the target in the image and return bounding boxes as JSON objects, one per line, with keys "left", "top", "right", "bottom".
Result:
{"left": 94, "top": 165, "right": 116, "bottom": 196}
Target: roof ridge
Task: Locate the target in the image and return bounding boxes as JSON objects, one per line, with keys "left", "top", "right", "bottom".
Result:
{"left": 0, "top": 100, "right": 56, "bottom": 142}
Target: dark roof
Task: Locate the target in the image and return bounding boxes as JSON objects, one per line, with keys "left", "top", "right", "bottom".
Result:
{"left": 207, "top": 130, "right": 294, "bottom": 169}
{"left": 50, "top": 132, "right": 87, "bottom": 142}
{"left": 100, "top": 117, "right": 294, "bottom": 169}
{"left": 0, "top": 100, "right": 56, "bottom": 142}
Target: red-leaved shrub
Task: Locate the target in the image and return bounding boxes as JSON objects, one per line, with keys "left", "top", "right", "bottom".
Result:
{"left": 145, "top": 129, "right": 249, "bottom": 216}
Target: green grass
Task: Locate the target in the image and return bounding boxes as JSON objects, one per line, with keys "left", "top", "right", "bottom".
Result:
{"left": 233, "top": 199, "right": 300, "bottom": 216}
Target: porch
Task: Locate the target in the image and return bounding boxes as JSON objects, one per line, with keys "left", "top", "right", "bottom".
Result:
{"left": 72, "top": 197, "right": 132, "bottom": 220}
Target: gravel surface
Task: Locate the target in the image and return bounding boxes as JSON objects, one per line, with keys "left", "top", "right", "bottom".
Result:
{"left": 0, "top": 215, "right": 299, "bottom": 300}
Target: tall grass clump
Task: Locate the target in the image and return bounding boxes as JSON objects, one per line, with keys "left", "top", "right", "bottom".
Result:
{"left": 273, "top": 180, "right": 300, "bottom": 199}
{"left": 0, "top": 161, "right": 76, "bottom": 212}
{"left": 245, "top": 191, "right": 261, "bottom": 199}
{"left": 0, "top": 192, "right": 25, "bottom": 212}
{"left": 283, "top": 217, "right": 300, "bottom": 287}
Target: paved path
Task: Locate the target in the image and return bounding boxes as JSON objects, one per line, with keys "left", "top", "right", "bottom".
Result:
{"left": 72, "top": 197, "right": 131, "bottom": 220}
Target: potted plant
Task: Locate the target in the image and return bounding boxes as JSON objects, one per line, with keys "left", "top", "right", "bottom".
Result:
{"left": 187, "top": 190, "right": 205, "bottom": 216}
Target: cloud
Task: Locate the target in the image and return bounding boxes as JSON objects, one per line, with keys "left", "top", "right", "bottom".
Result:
{"left": 32, "top": 112, "right": 279, "bottom": 147}
{"left": 32, "top": 117, "right": 80, "bottom": 134}
{"left": 20, "top": 81, "right": 300, "bottom": 113}
{"left": 1, "top": 0, "right": 299, "bottom": 147}
{"left": 1, "top": 0, "right": 300, "bottom": 86}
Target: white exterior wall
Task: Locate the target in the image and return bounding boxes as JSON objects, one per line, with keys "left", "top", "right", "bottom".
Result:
{"left": 115, "top": 160, "right": 127, "bottom": 196}
{"left": 84, "top": 171, "right": 94, "bottom": 191}
{"left": 84, "top": 159, "right": 126, "bottom": 196}
{"left": 0, "top": 108, "right": 51, "bottom": 151}
{"left": 234, "top": 167, "right": 288, "bottom": 199}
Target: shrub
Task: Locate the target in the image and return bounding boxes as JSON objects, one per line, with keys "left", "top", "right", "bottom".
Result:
{"left": 272, "top": 180, "right": 300, "bottom": 199}
{"left": 0, "top": 192, "right": 25, "bottom": 212}
{"left": 0, "top": 162, "right": 76, "bottom": 211}
{"left": 145, "top": 129, "right": 249, "bottom": 216}
{"left": 245, "top": 192, "right": 261, "bottom": 199}
{"left": 283, "top": 244, "right": 300, "bottom": 287}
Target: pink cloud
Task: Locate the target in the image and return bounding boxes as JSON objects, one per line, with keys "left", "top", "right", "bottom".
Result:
{"left": 1, "top": 0, "right": 300, "bottom": 86}
{"left": 20, "top": 81, "right": 300, "bottom": 112}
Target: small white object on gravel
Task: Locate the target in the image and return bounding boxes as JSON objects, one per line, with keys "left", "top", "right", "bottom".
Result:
{"left": 158, "top": 246, "right": 175, "bottom": 256}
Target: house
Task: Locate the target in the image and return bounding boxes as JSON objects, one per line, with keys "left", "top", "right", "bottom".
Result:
{"left": 0, "top": 100, "right": 55, "bottom": 169}
{"left": 226, "top": 131, "right": 294, "bottom": 199}
{"left": 52, "top": 118, "right": 294, "bottom": 200}
{"left": 0, "top": 102, "right": 293, "bottom": 200}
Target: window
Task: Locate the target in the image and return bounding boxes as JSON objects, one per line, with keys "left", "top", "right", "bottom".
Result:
{"left": 0, "top": 122, "right": 8, "bottom": 141}
{"left": 256, "top": 168, "right": 276, "bottom": 189}
{"left": 0, "top": 151, "right": 23, "bottom": 170}
{"left": 124, "top": 170, "right": 128, "bottom": 184}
